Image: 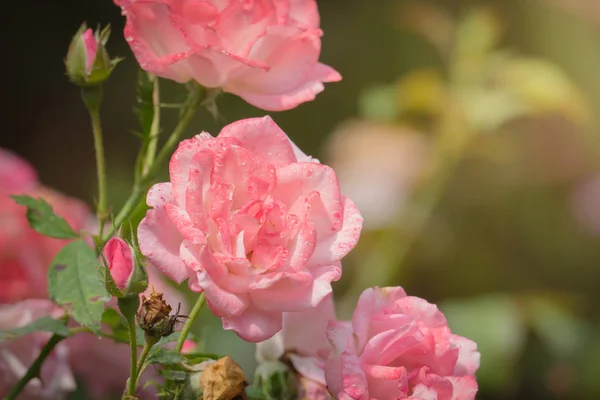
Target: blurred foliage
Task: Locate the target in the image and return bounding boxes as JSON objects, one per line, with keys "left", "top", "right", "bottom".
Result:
{"left": 6, "top": 0, "right": 600, "bottom": 399}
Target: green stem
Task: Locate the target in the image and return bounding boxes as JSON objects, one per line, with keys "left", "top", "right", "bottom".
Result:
{"left": 102, "top": 186, "right": 144, "bottom": 247}
{"left": 100, "top": 84, "right": 204, "bottom": 247}
{"left": 126, "top": 335, "right": 158, "bottom": 397}
{"left": 5, "top": 334, "right": 65, "bottom": 400}
{"left": 142, "top": 74, "right": 161, "bottom": 176}
{"left": 125, "top": 318, "right": 138, "bottom": 397}
{"left": 82, "top": 86, "right": 108, "bottom": 229}
{"left": 142, "top": 92, "right": 202, "bottom": 187}
{"left": 176, "top": 293, "right": 205, "bottom": 352}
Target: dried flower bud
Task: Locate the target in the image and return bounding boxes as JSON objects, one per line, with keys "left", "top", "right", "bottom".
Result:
{"left": 199, "top": 356, "right": 248, "bottom": 400}
{"left": 136, "top": 287, "right": 185, "bottom": 338}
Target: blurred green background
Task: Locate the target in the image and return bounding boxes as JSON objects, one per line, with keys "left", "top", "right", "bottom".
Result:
{"left": 5, "top": 0, "right": 600, "bottom": 399}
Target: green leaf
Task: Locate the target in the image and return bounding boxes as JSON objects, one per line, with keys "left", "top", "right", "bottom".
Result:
{"left": 101, "top": 307, "right": 132, "bottom": 344}
{"left": 12, "top": 195, "right": 79, "bottom": 239}
{"left": 159, "top": 370, "right": 188, "bottom": 382}
{"left": 48, "top": 240, "right": 109, "bottom": 332}
{"left": 246, "top": 386, "right": 267, "bottom": 400}
{"left": 148, "top": 348, "right": 183, "bottom": 365}
{"left": 183, "top": 352, "right": 221, "bottom": 364}
{"left": 102, "top": 307, "right": 125, "bottom": 329}
{"left": 0, "top": 316, "right": 69, "bottom": 342}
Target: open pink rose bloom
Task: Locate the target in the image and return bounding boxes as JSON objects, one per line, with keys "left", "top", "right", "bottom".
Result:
{"left": 114, "top": 0, "right": 341, "bottom": 111}
{"left": 138, "top": 116, "right": 363, "bottom": 341}
{"left": 326, "top": 287, "right": 481, "bottom": 400}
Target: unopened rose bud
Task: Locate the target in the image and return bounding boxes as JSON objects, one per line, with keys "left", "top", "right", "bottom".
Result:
{"left": 103, "top": 237, "right": 133, "bottom": 290}
{"left": 102, "top": 237, "right": 147, "bottom": 297}
{"left": 199, "top": 356, "right": 248, "bottom": 400}
{"left": 136, "top": 287, "right": 185, "bottom": 339}
{"left": 65, "top": 23, "right": 120, "bottom": 87}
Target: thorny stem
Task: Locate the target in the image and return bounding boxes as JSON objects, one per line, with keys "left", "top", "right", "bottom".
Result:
{"left": 4, "top": 334, "right": 65, "bottom": 400}
{"left": 176, "top": 293, "right": 205, "bottom": 352}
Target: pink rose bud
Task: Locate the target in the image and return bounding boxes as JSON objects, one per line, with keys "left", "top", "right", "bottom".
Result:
{"left": 103, "top": 237, "right": 134, "bottom": 291}
{"left": 65, "top": 23, "right": 120, "bottom": 87}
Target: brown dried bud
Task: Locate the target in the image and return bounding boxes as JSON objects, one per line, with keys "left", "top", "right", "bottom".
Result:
{"left": 199, "top": 356, "right": 248, "bottom": 400}
{"left": 136, "top": 286, "right": 186, "bottom": 338}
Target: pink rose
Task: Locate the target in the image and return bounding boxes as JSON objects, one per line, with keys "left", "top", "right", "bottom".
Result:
{"left": 103, "top": 237, "right": 135, "bottom": 290}
{"left": 114, "top": 0, "right": 341, "bottom": 111}
{"left": 0, "top": 300, "right": 76, "bottom": 400}
{"left": 138, "top": 116, "right": 362, "bottom": 341}
{"left": 256, "top": 295, "right": 335, "bottom": 398}
{"left": 325, "top": 287, "right": 480, "bottom": 400}
{"left": 0, "top": 149, "right": 92, "bottom": 304}
{"left": 0, "top": 148, "right": 37, "bottom": 193}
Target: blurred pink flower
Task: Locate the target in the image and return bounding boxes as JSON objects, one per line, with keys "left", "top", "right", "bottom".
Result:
{"left": 138, "top": 116, "right": 362, "bottom": 342}
{"left": 325, "top": 120, "right": 430, "bottom": 229}
{"left": 114, "top": 0, "right": 341, "bottom": 111}
{"left": 256, "top": 295, "right": 335, "bottom": 398}
{"left": 0, "top": 300, "right": 76, "bottom": 400}
{"left": 325, "top": 287, "right": 480, "bottom": 400}
{"left": 181, "top": 339, "right": 197, "bottom": 354}
{"left": 0, "top": 148, "right": 37, "bottom": 193}
{"left": 0, "top": 148, "right": 190, "bottom": 397}
{"left": 0, "top": 149, "right": 92, "bottom": 304}
{"left": 103, "top": 237, "right": 135, "bottom": 290}
{"left": 571, "top": 174, "right": 600, "bottom": 237}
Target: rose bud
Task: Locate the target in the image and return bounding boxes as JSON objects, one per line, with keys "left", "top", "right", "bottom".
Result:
{"left": 102, "top": 237, "right": 147, "bottom": 297}
{"left": 65, "top": 23, "right": 120, "bottom": 87}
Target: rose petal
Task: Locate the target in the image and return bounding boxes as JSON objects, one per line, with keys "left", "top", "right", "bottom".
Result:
{"left": 221, "top": 303, "right": 283, "bottom": 342}
{"left": 218, "top": 116, "right": 298, "bottom": 167}
{"left": 325, "top": 320, "right": 369, "bottom": 400}
{"left": 138, "top": 204, "right": 187, "bottom": 283}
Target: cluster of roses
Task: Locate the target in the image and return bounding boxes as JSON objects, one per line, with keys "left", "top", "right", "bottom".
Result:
{"left": 0, "top": 1, "right": 480, "bottom": 399}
